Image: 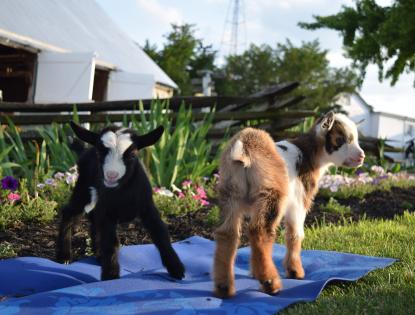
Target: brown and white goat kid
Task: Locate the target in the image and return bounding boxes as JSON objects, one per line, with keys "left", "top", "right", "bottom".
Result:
{"left": 213, "top": 112, "right": 365, "bottom": 298}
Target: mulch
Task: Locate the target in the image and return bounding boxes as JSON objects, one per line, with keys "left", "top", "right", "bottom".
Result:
{"left": 1, "top": 186, "right": 415, "bottom": 261}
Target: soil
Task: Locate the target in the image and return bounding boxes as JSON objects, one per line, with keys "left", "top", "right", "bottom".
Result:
{"left": 1, "top": 186, "right": 415, "bottom": 261}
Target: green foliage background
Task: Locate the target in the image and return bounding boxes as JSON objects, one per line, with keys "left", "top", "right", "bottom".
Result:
{"left": 299, "top": 0, "right": 415, "bottom": 85}
{"left": 143, "top": 23, "right": 358, "bottom": 111}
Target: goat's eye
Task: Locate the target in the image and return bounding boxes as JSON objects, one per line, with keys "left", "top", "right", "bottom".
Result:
{"left": 125, "top": 150, "right": 136, "bottom": 160}
{"left": 336, "top": 137, "right": 345, "bottom": 146}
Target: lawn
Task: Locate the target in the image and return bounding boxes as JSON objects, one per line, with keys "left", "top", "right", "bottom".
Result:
{"left": 281, "top": 212, "right": 415, "bottom": 314}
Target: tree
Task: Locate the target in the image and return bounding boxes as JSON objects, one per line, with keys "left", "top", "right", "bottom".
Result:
{"left": 215, "top": 44, "right": 278, "bottom": 96}
{"left": 143, "top": 24, "right": 216, "bottom": 95}
{"left": 299, "top": 0, "right": 415, "bottom": 85}
{"left": 215, "top": 40, "right": 358, "bottom": 110}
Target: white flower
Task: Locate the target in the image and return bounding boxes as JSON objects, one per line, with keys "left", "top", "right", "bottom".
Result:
{"left": 370, "top": 165, "right": 385, "bottom": 175}
{"left": 54, "top": 172, "right": 65, "bottom": 180}
{"left": 37, "top": 183, "right": 45, "bottom": 189}
{"left": 65, "top": 174, "right": 77, "bottom": 185}
{"left": 156, "top": 188, "right": 174, "bottom": 197}
{"left": 329, "top": 185, "right": 339, "bottom": 192}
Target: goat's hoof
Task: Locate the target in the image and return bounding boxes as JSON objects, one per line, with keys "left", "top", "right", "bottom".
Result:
{"left": 286, "top": 267, "right": 305, "bottom": 280}
{"left": 260, "top": 278, "right": 282, "bottom": 295}
{"left": 56, "top": 254, "right": 72, "bottom": 264}
{"left": 214, "top": 283, "right": 235, "bottom": 299}
{"left": 166, "top": 260, "right": 185, "bottom": 280}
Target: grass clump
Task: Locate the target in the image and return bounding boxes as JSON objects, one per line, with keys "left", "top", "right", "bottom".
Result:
{"left": 280, "top": 212, "right": 415, "bottom": 314}
{"left": 154, "top": 193, "right": 205, "bottom": 217}
{"left": 0, "top": 178, "right": 71, "bottom": 231}
{"left": 320, "top": 197, "right": 351, "bottom": 215}
{"left": 0, "top": 242, "right": 17, "bottom": 258}
{"left": 206, "top": 205, "right": 220, "bottom": 226}
{"left": 0, "top": 192, "right": 58, "bottom": 231}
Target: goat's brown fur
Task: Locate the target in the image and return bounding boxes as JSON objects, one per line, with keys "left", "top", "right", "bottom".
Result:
{"left": 213, "top": 128, "right": 288, "bottom": 298}
{"left": 213, "top": 113, "right": 364, "bottom": 298}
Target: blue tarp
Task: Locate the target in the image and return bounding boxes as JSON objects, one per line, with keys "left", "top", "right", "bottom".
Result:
{"left": 0, "top": 236, "right": 395, "bottom": 314}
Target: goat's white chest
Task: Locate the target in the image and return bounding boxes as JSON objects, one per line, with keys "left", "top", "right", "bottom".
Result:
{"left": 275, "top": 140, "right": 301, "bottom": 181}
{"left": 84, "top": 187, "right": 98, "bottom": 213}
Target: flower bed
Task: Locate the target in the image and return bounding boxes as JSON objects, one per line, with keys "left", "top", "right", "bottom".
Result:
{"left": 318, "top": 166, "right": 415, "bottom": 200}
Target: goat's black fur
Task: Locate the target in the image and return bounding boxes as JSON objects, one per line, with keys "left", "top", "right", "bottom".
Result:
{"left": 56, "top": 122, "right": 185, "bottom": 280}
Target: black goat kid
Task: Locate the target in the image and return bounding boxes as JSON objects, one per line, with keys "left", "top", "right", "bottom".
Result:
{"left": 56, "top": 122, "right": 185, "bottom": 281}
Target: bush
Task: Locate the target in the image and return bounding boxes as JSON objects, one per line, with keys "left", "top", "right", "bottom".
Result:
{"left": 1, "top": 100, "right": 222, "bottom": 191}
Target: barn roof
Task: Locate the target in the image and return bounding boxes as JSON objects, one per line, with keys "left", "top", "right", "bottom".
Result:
{"left": 0, "top": 0, "right": 177, "bottom": 88}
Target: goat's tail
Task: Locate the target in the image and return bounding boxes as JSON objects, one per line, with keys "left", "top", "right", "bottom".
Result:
{"left": 230, "top": 139, "right": 252, "bottom": 168}
{"left": 229, "top": 128, "right": 278, "bottom": 169}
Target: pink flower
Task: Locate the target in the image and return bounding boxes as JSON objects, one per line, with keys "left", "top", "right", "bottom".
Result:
{"left": 177, "top": 192, "right": 185, "bottom": 199}
{"left": 196, "top": 186, "right": 207, "bottom": 199}
{"left": 200, "top": 199, "right": 210, "bottom": 206}
{"left": 182, "top": 180, "right": 192, "bottom": 188}
{"left": 153, "top": 187, "right": 161, "bottom": 193}
{"left": 192, "top": 194, "right": 202, "bottom": 200}
{"left": 7, "top": 193, "right": 21, "bottom": 201}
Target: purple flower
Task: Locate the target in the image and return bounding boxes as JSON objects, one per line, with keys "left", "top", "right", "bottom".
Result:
{"left": 355, "top": 169, "right": 364, "bottom": 176}
{"left": 45, "top": 178, "right": 56, "bottom": 186}
{"left": 1, "top": 176, "right": 19, "bottom": 191}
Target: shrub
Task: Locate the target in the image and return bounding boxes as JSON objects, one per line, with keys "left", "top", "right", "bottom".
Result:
{"left": 320, "top": 197, "right": 351, "bottom": 215}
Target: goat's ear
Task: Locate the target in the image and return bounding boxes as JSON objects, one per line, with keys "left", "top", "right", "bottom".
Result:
{"left": 317, "top": 111, "right": 335, "bottom": 136}
{"left": 132, "top": 126, "right": 164, "bottom": 150}
{"left": 70, "top": 121, "right": 99, "bottom": 145}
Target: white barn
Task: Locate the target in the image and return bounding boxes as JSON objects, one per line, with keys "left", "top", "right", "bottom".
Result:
{"left": 337, "top": 93, "right": 415, "bottom": 160}
{"left": 0, "top": 0, "right": 177, "bottom": 104}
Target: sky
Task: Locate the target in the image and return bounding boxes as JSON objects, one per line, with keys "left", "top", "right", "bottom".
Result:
{"left": 96, "top": 0, "right": 415, "bottom": 117}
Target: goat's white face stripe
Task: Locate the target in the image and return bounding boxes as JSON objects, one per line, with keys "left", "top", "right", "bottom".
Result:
{"left": 100, "top": 130, "right": 133, "bottom": 187}
{"left": 326, "top": 114, "right": 364, "bottom": 167}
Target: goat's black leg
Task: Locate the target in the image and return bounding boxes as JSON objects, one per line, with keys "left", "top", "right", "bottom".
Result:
{"left": 88, "top": 212, "right": 101, "bottom": 262}
{"left": 140, "top": 204, "right": 185, "bottom": 279}
{"left": 99, "top": 216, "right": 120, "bottom": 280}
{"left": 56, "top": 200, "right": 85, "bottom": 263}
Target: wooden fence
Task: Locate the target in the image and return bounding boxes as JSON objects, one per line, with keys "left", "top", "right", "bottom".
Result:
{"left": 0, "top": 82, "right": 402, "bottom": 158}
{"left": 0, "top": 82, "right": 314, "bottom": 136}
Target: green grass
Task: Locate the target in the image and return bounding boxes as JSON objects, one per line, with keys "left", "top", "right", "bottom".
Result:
{"left": 206, "top": 205, "right": 220, "bottom": 226}
{"left": 279, "top": 212, "right": 415, "bottom": 314}
{"left": 0, "top": 242, "right": 17, "bottom": 258}
{"left": 319, "top": 197, "right": 351, "bottom": 215}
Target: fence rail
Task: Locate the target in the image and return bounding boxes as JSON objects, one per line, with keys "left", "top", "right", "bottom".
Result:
{"left": 0, "top": 82, "right": 402, "bottom": 160}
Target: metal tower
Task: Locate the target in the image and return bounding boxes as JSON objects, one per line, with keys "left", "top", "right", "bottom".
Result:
{"left": 220, "top": 0, "right": 247, "bottom": 56}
